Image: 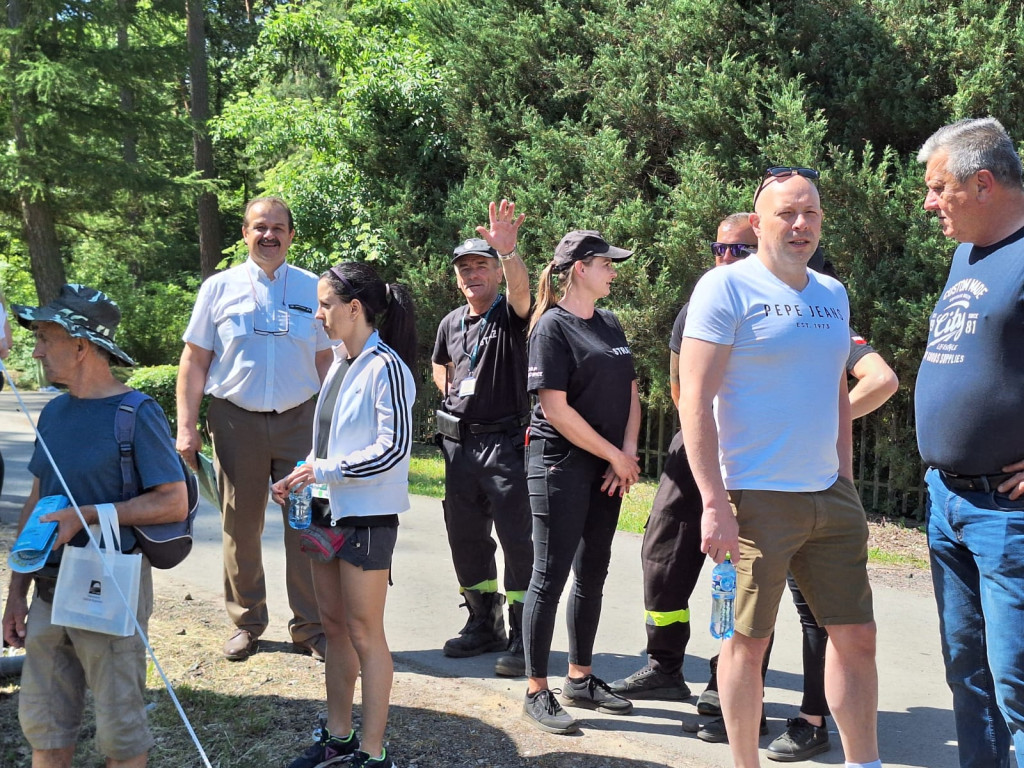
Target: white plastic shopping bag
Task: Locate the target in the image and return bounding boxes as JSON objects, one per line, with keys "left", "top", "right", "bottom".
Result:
{"left": 51, "top": 503, "right": 141, "bottom": 637}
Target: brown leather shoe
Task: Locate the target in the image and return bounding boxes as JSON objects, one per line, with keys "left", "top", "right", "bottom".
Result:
{"left": 292, "top": 634, "right": 327, "bottom": 662}
{"left": 223, "top": 629, "right": 259, "bottom": 661}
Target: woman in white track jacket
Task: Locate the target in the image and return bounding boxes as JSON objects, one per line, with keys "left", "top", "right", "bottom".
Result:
{"left": 274, "top": 262, "right": 416, "bottom": 768}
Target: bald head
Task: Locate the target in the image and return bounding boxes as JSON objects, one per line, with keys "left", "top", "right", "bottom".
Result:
{"left": 751, "top": 175, "right": 822, "bottom": 267}
{"left": 753, "top": 174, "right": 820, "bottom": 216}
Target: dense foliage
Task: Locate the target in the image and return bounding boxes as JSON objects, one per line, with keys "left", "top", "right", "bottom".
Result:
{"left": 4, "top": 0, "right": 1023, "bottom": 515}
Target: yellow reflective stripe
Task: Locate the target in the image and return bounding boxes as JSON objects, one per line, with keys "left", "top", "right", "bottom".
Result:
{"left": 506, "top": 590, "right": 526, "bottom": 605}
{"left": 644, "top": 608, "right": 690, "bottom": 626}
{"left": 461, "top": 579, "right": 499, "bottom": 594}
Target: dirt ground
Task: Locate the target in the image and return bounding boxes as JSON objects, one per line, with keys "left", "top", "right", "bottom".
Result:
{"left": 1, "top": 515, "right": 930, "bottom": 768}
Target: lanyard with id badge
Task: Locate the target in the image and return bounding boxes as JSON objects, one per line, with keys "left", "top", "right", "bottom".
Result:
{"left": 436, "top": 294, "right": 501, "bottom": 441}
{"left": 457, "top": 294, "right": 501, "bottom": 397}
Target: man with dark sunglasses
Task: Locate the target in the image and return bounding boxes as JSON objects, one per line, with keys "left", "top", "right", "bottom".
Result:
{"left": 695, "top": 249, "right": 898, "bottom": 761}
{"left": 611, "top": 212, "right": 756, "bottom": 702}
{"left": 680, "top": 169, "right": 881, "bottom": 768}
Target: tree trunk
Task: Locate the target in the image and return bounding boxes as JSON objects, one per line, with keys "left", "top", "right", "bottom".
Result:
{"left": 21, "top": 197, "right": 65, "bottom": 304}
{"left": 9, "top": 0, "right": 65, "bottom": 304}
{"left": 118, "top": 0, "right": 138, "bottom": 166}
{"left": 186, "top": 0, "right": 222, "bottom": 280}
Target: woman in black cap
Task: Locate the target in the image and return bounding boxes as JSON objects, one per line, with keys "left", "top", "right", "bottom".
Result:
{"left": 519, "top": 230, "right": 641, "bottom": 734}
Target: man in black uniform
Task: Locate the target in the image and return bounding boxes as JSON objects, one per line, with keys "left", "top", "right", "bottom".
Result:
{"left": 431, "top": 199, "right": 534, "bottom": 677}
{"left": 610, "top": 213, "right": 757, "bottom": 702}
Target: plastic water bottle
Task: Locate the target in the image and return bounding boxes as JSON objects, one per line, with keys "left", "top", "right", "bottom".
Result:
{"left": 710, "top": 554, "right": 736, "bottom": 639}
{"left": 288, "top": 462, "right": 312, "bottom": 530}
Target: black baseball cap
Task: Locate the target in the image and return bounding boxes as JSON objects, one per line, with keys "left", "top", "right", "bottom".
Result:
{"left": 451, "top": 237, "right": 499, "bottom": 263}
{"left": 553, "top": 230, "right": 632, "bottom": 271}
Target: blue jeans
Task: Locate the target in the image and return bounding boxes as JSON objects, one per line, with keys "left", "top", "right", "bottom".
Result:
{"left": 926, "top": 468, "right": 1024, "bottom": 768}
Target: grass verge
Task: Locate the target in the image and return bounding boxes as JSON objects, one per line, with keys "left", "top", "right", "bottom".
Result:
{"left": 867, "top": 546, "right": 929, "bottom": 570}
{"left": 410, "top": 443, "right": 656, "bottom": 534}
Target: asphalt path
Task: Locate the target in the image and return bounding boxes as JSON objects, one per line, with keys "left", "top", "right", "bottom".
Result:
{"left": 0, "top": 389, "right": 959, "bottom": 767}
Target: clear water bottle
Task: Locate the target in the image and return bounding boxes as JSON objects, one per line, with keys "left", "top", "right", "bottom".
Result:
{"left": 710, "top": 554, "right": 736, "bottom": 639}
{"left": 288, "top": 461, "right": 312, "bottom": 530}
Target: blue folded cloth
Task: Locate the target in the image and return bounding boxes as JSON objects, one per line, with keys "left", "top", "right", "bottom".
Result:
{"left": 8, "top": 495, "right": 67, "bottom": 573}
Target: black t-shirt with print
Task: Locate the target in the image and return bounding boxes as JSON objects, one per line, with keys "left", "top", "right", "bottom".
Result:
{"left": 527, "top": 305, "right": 636, "bottom": 446}
{"left": 432, "top": 294, "right": 530, "bottom": 422}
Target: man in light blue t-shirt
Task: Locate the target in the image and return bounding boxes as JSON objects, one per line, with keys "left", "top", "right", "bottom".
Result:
{"left": 680, "top": 169, "right": 880, "bottom": 768}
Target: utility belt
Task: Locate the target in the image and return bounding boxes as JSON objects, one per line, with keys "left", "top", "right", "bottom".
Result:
{"left": 937, "top": 469, "right": 1015, "bottom": 494}
{"left": 435, "top": 411, "right": 529, "bottom": 443}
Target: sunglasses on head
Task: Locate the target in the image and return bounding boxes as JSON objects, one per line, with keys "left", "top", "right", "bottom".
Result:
{"left": 710, "top": 242, "right": 757, "bottom": 259}
{"left": 753, "top": 166, "right": 820, "bottom": 206}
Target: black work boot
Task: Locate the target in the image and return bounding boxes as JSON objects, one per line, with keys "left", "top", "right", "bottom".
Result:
{"left": 443, "top": 590, "right": 507, "bottom": 657}
{"left": 494, "top": 601, "right": 525, "bottom": 677}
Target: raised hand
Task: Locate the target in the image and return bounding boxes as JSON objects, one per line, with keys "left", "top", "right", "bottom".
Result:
{"left": 476, "top": 199, "right": 525, "bottom": 257}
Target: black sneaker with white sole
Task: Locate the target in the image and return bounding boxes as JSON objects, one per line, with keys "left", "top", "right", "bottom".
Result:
{"left": 560, "top": 674, "right": 634, "bottom": 715}
{"left": 522, "top": 689, "right": 579, "bottom": 734}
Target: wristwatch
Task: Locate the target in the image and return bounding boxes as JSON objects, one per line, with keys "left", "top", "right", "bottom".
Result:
{"left": 499, "top": 246, "right": 518, "bottom": 261}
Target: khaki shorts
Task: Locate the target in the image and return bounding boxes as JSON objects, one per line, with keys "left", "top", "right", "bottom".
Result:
{"left": 729, "top": 477, "right": 873, "bottom": 638}
{"left": 19, "top": 563, "right": 155, "bottom": 760}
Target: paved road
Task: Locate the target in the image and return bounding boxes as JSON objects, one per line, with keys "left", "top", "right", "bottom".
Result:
{"left": 0, "top": 389, "right": 958, "bottom": 767}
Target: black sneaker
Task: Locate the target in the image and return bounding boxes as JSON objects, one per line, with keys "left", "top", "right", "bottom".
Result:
{"left": 560, "top": 674, "right": 634, "bottom": 715}
{"left": 345, "top": 749, "right": 397, "bottom": 768}
{"left": 766, "top": 717, "right": 830, "bottom": 762}
{"left": 522, "top": 689, "right": 579, "bottom": 734}
{"left": 609, "top": 665, "right": 691, "bottom": 700}
{"left": 696, "top": 713, "right": 769, "bottom": 743}
{"left": 288, "top": 723, "right": 359, "bottom": 768}
{"left": 696, "top": 687, "right": 721, "bottom": 716}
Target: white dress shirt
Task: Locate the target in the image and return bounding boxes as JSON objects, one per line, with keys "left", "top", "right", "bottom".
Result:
{"left": 183, "top": 259, "right": 331, "bottom": 412}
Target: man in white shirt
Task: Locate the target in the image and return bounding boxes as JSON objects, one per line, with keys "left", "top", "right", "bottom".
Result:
{"left": 680, "top": 169, "right": 880, "bottom": 768}
{"left": 176, "top": 197, "right": 333, "bottom": 661}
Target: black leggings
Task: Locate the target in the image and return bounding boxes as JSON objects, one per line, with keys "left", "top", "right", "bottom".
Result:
{"left": 522, "top": 436, "right": 622, "bottom": 679}
{"left": 782, "top": 572, "right": 830, "bottom": 716}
